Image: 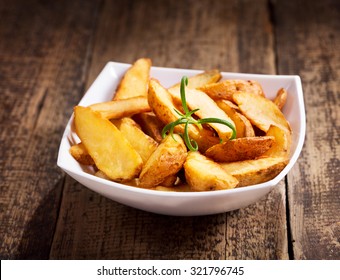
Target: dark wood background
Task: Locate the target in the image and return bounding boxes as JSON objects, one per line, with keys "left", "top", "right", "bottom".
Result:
{"left": 0, "top": 0, "right": 339, "bottom": 260}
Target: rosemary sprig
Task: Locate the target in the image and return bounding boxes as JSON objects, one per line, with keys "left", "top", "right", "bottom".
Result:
{"left": 161, "top": 76, "right": 236, "bottom": 151}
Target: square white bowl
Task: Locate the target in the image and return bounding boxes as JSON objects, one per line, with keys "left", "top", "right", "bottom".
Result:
{"left": 57, "top": 62, "right": 305, "bottom": 216}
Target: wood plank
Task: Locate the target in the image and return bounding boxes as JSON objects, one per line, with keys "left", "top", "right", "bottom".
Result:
{"left": 274, "top": 0, "right": 340, "bottom": 259}
{"left": 51, "top": 0, "right": 288, "bottom": 259}
{"left": 0, "top": 0, "right": 100, "bottom": 258}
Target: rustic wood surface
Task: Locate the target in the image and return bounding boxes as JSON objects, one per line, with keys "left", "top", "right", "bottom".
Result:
{"left": 0, "top": 0, "right": 339, "bottom": 260}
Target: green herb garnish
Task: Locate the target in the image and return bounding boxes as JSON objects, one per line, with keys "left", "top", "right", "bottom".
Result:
{"left": 161, "top": 76, "right": 236, "bottom": 151}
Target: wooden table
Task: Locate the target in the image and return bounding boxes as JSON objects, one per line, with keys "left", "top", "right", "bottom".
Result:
{"left": 0, "top": 0, "right": 339, "bottom": 260}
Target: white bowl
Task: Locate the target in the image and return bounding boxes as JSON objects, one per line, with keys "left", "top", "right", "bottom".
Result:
{"left": 57, "top": 62, "right": 305, "bottom": 216}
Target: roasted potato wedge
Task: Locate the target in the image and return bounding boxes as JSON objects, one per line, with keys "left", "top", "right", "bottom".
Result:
{"left": 198, "top": 79, "right": 265, "bottom": 101}
{"left": 232, "top": 91, "right": 291, "bottom": 133}
{"left": 112, "top": 117, "right": 158, "bottom": 164}
{"left": 168, "top": 69, "right": 221, "bottom": 91}
{"left": 220, "top": 157, "right": 288, "bottom": 187}
{"left": 74, "top": 106, "right": 143, "bottom": 181}
{"left": 89, "top": 96, "right": 151, "bottom": 119}
{"left": 159, "top": 174, "right": 179, "bottom": 187}
{"left": 205, "top": 136, "right": 275, "bottom": 162}
{"left": 139, "top": 134, "right": 187, "bottom": 188}
{"left": 216, "top": 99, "right": 255, "bottom": 137}
{"left": 69, "top": 142, "right": 95, "bottom": 165}
{"left": 273, "top": 88, "right": 287, "bottom": 110}
{"left": 148, "top": 78, "right": 219, "bottom": 152}
{"left": 184, "top": 151, "right": 238, "bottom": 191}
{"left": 262, "top": 125, "right": 291, "bottom": 158}
{"left": 113, "top": 58, "right": 151, "bottom": 100}
{"left": 168, "top": 87, "right": 235, "bottom": 141}
{"left": 133, "top": 112, "right": 164, "bottom": 143}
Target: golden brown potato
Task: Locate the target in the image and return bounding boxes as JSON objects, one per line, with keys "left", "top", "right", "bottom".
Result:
{"left": 198, "top": 79, "right": 265, "bottom": 101}
{"left": 159, "top": 174, "right": 178, "bottom": 187}
{"left": 112, "top": 117, "right": 158, "bottom": 164}
{"left": 273, "top": 88, "right": 287, "bottom": 110}
{"left": 139, "top": 134, "right": 187, "bottom": 188}
{"left": 168, "top": 69, "right": 221, "bottom": 91}
{"left": 184, "top": 151, "right": 238, "bottom": 191}
{"left": 74, "top": 106, "right": 143, "bottom": 181}
{"left": 220, "top": 157, "right": 288, "bottom": 187}
{"left": 262, "top": 125, "right": 291, "bottom": 158}
{"left": 148, "top": 78, "right": 219, "bottom": 152}
{"left": 133, "top": 112, "right": 164, "bottom": 143}
{"left": 69, "top": 142, "right": 95, "bottom": 165}
{"left": 232, "top": 91, "right": 291, "bottom": 133}
{"left": 168, "top": 87, "right": 235, "bottom": 141}
{"left": 216, "top": 99, "right": 255, "bottom": 138}
{"left": 89, "top": 96, "right": 151, "bottom": 119}
{"left": 205, "top": 136, "right": 275, "bottom": 162}
{"left": 113, "top": 58, "right": 151, "bottom": 100}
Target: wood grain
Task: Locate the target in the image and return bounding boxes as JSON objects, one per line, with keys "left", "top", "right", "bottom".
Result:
{"left": 274, "top": 0, "right": 340, "bottom": 259}
{"left": 0, "top": 0, "right": 100, "bottom": 259}
{"left": 50, "top": 0, "right": 288, "bottom": 259}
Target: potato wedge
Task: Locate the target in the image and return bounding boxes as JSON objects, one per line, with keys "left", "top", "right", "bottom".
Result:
{"left": 159, "top": 174, "right": 178, "bottom": 187}
{"left": 273, "top": 88, "right": 287, "bottom": 110}
{"left": 232, "top": 91, "right": 291, "bottom": 133}
{"left": 89, "top": 96, "right": 151, "bottom": 119}
{"left": 74, "top": 106, "right": 143, "bottom": 181}
{"left": 168, "top": 87, "right": 235, "bottom": 141}
{"left": 148, "top": 78, "right": 219, "bottom": 152}
{"left": 216, "top": 99, "right": 255, "bottom": 138}
{"left": 139, "top": 134, "right": 187, "bottom": 188}
{"left": 69, "top": 142, "right": 95, "bottom": 165}
{"left": 262, "top": 125, "right": 291, "bottom": 158}
{"left": 133, "top": 112, "right": 164, "bottom": 143}
{"left": 205, "top": 136, "right": 275, "bottom": 162}
{"left": 112, "top": 117, "right": 158, "bottom": 163}
{"left": 113, "top": 58, "right": 151, "bottom": 100}
{"left": 184, "top": 151, "right": 238, "bottom": 191}
{"left": 198, "top": 79, "right": 265, "bottom": 101}
{"left": 220, "top": 157, "right": 288, "bottom": 187}
{"left": 168, "top": 69, "right": 221, "bottom": 91}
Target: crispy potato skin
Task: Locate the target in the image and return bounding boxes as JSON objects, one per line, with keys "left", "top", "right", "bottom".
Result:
{"left": 184, "top": 151, "right": 238, "bottom": 191}
{"left": 205, "top": 136, "right": 275, "bottom": 162}
{"left": 273, "top": 88, "right": 287, "bottom": 110}
{"left": 198, "top": 79, "right": 264, "bottom": 101}
{"left": 74, "top": 106, "right": 143, "bottom": 181}
{"left": 168, "top": 69, "right": 221, "bottom": 91}
{"left": 113, "top": 58, "right": 151, "bottom": 100}
{"left": 233, "top": 91, "right": 291, "bottom": 133}
{"left": 220, "top": 157, "right": 288, "bottom": 187}
{"left": 139, "top": 134, "right": 187, "bottom": 188}
{"left": 69, "top": 143, "right": 95, "bottom": 165}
